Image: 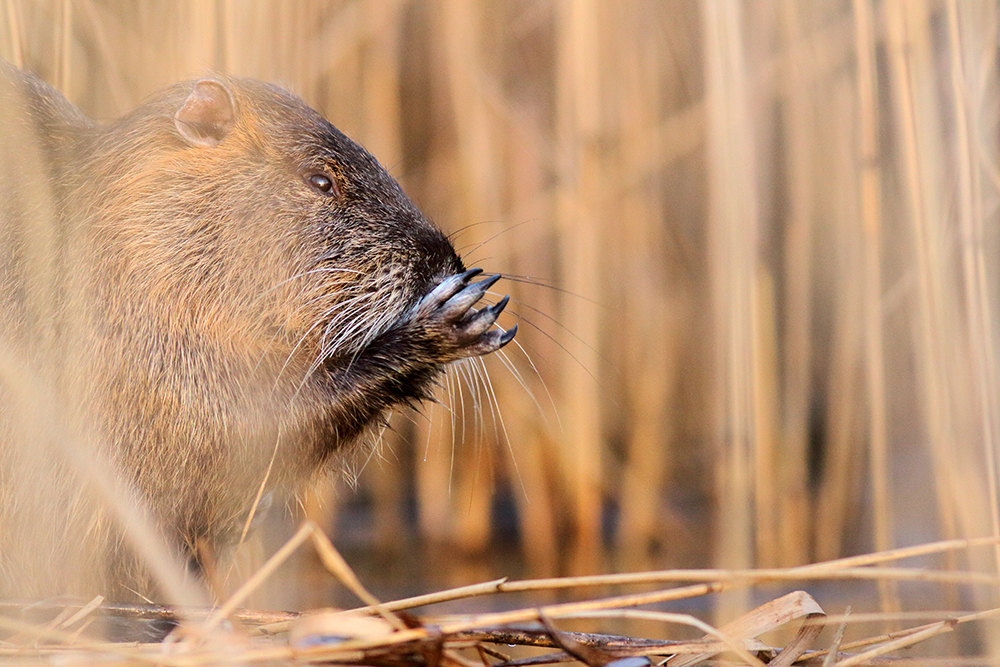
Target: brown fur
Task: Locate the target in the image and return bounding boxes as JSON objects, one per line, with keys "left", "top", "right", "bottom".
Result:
{"left": 0, "top": 62, "right": 514, "bottom": 601}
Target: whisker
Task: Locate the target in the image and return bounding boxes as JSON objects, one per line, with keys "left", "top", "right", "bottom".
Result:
{"left": 339, "top": 304, "right": 402, "bottom": 375}
{"left": 454, "top": 218, "right": 539, "bottom": 256}
{"left": 254, "top": 266, "right": 363, "bottom": 303}
{"left": 422, "top": 400, "right": 436, "bottom": 463}
{"left": 495, "top": 295, "right": 600, "bottom": 357}
{"left": 447, "top": 219, "right": 513, "bottom": 244}
{"left": 488, "top": 273, "right": 603, "bottom": 306}
{"left": 354, "top": 428, "right": 383, "bottom": 479}
{"left": 454, "top": 360, "right": 468, "bottom": 452}
{"left": 253, "top": 282, "right": 371, "bottom": 377}
{"left": 252, "top": 288, "right": 343, "bottom": 374}
{"left": 294, "top": 307, "right": 377, "bottom": 396}
{"left": 486, "top": 271, "right": 559, "bottom": 286}
{"left": 493, "top": 340, "right": 561, "bottom": 434}
{"left": 273, "top": 301, "right": 342, "bottom": 391}
{"left": 480, "top": 294, "right": 600, "bottom": 385}
{"left": 446, "top": 368, "right": 458, "bottom": 495}
{"left": 293, "top": 290, "right": 404, "bottom": 399}
{"left": 466, "top": 357, "right": 497, "bottom": 447}
{"left": 472, "top": 354, "right": 526, "bottom": 500}
{"left": 474, "top": 361, "right": 491, "bottom": 441}
{"left": 456, "top": 359, "right": 482, "bottom": 439}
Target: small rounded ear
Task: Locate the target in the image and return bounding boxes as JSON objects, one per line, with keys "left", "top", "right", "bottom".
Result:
{"left": 173, "top": 79, "right": 236, "bottom": 147}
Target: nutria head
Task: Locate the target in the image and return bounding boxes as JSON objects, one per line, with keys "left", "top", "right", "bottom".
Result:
{"left": 83, "top": 76, "right": 468, "bottom": 372}
{"left": 55, "top": 76, "right": 514, "bottom": 573}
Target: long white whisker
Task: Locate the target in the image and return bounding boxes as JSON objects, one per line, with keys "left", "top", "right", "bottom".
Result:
{"left": 468, "top": 357, "right": 499, "bottom": 445}
{"left": 273, "top": 301, "right": 343, "bottom": 391}
{"left": 454, "top": 362, "right": 467, "bottom": 468}
{"left": 466, "top": 360, "right": 487, "bottom": 440}
{"left": 295, "top": 292, "right": 402, "bottom": 399}
{"left": 455, "top": 360, "right": 479, "bottom": 439}
{"left": 254, "top": 287, "right": 346, "bottom": 375}
{"left": 497, "top": 338, "right": 561, "bottom": 433}
{"left": 255, "top": 266, "right": 363, "bottom": 303}
{"left": 447, "top": 367, "right": 459, "bottom": 496}
{"left": 468, "top": 361, "right": 485, "bottom": 439}
{"left": 484, "top": 289, "right": 599, "bottom": 384}
{"left": 422, "top": 401, "right": 436, "bottom": 462}
{"left": 473, "top": 354, "right": 525, "bottom": 500}
{"left": 357, "top": 416, "right": 393, "bottom": 478}
{"left": 338, "top": 303, "right": 404, "bottom": 379}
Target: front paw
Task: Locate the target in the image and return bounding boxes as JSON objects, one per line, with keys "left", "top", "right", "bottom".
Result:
{"left": 413, "top": 268, "right": 517, "bottom": 359}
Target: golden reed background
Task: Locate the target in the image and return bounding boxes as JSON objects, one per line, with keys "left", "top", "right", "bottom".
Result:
{"left": 4, "top": 0, "right": 1000, "bottom": 628}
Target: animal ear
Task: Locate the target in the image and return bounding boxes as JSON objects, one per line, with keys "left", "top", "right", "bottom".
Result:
{"left": 174, "top": 79, "right": 236, "bottom": 147}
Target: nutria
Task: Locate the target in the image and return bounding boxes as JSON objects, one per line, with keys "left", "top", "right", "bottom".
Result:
{"left": 0, "top": 61, "right": 515, "bottom": 602}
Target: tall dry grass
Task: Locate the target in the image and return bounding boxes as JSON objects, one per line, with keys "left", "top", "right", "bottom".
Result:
{"left": 3, "top": 0, "right": 1000, "bottom": 650}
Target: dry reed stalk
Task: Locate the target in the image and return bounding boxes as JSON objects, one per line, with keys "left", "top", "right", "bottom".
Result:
{"left": 774, "top": 0, "right": 817, "bottom": 569}
{"left": 9, "top": 527, "right": 1000, "bottom": 665}
{"left": 814, "top": 67, "right": 867, "bottom": 563}
{"left": 855, "top": 0, "right": 898, "bottom": 616}
{"left": 624, "top": 102, "right": 704, "bottom": 183}
{"left": 182, "top": 0, "right": 218, "bottom": 80}
{"left": 55, "top": 0, "right": 70, "bottom": 95}
{"left": 454, "top": 437, "right": 495, "bottom": 556}
{"left": 509, "top": 421, "right": 560, "bottom": 577}
{"left": 701, "top": 0, "right": 757, "bottom": 622}
{"left": 751, "top": 266, "right": 780, "bottom": 571}
{"left": 555, "top": 0, "right": 604, "bottom": 574}
{"left": 438, "top": 0, "right": 504, "bottom": 557}
{"left": 614, "top": 1, "right": 676, "bottom": 573}
{"left": 939, "top": 2, "right": 1000, "bottom": 654}
{"left": 2, "top": 0, "right": 23, "bottom": 66}
{"left": 839, "top": 4, "right": 1000, "bottom": 648}
{"left": 361, "top": 1, "right": 404, "bottom": 172}
{"left": 368, "top": 426, "right": 409, "bottom": 555}
{"left": 946, "top": 0, "right": 1000, "bottom": 590}
{"left": 72, "top": 1, "right": 131, "bottom": 111}
{"left": 889, "top": 0, "right": 961, "bottom": 558}
{"left": 494, "top": 87, "right": 561, "bottom": 574}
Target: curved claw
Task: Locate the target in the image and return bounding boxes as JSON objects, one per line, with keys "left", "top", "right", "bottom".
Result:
{"left": 460, "top": 293, "right": 510, "bottom": 338}
{"left": 461, "top": 267, "right": 485, "bottom": 281}
{"left": 410, "top": 268, "right": 515, "bottom": 362}
{"left": 464, "top": 323, "right": 518, "bottom": 357}
{"left": 440, "top": 273, "right": 502, "bottom": 322}
{"left": 498, "top": 324, "right": 517, "bottom": 348}
{"left": 424, "top": 268, "right": 483, "bottom": 308}
{"left": 489, "top": 294, "right": 510, "bottom": 318}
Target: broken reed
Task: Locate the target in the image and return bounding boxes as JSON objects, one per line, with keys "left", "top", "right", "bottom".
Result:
{"left": 3, "top": 526, "right": 1000, "bottom": 666}
{"left": 4, "top": 0, "right": 1000, "bottom": 628}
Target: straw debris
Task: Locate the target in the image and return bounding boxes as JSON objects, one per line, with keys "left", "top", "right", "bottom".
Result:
{"left": 2, "top": 524, "right": 999, "bottom": 666}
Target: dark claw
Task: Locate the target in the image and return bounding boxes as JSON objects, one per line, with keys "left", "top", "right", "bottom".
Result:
{"left": 461, "top": 267, "right": 484, "bottom": 281}
{"left": 424, "top": 268, "right": 484, "bottom": 310}
{"left": 486, "top": 324, "right": 518, "bottom": 351}
{"left": 441, "top": 273, "right": 501, "bottom": 321}
{"left": 499, "top": 324, "right": 517, "bottom": 347}
{"left": 463, "top": 324, "right": 518, "bottom": 358}
{"left": 459, "top": 292, "right": 509, "bottom": 338}
{"left": 489, "top": 294, "right": 510, "bottom": 318}
{"left": 412, "top": 269, "right": 515, "bottom": 360}
{"left": 473, "top": 273, "right": 502, "bottom": 294}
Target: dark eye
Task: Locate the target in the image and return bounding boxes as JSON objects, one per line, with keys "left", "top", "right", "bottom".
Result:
{"left": 306, "top": 172, "right": 337, "bottom": 195}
